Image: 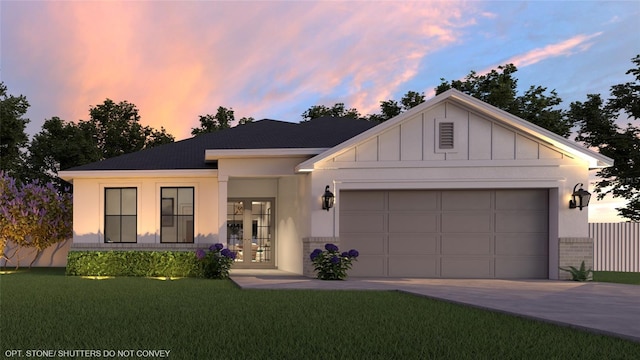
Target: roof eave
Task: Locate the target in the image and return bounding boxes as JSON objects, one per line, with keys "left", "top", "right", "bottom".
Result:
{"left": 58, "top": 169, "right": 218, "bottom": 182}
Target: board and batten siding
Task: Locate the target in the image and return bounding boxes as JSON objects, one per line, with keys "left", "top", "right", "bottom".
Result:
{"left": 329, "top": 101, "right": 568, "bottom": 163}
{"left": 591, "top": 222, "right": 640, "bottom": 272}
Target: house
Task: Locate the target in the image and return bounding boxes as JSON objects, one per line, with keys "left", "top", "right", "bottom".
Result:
{"left": 59, "top": 89, "right": 613, "bottom": 279}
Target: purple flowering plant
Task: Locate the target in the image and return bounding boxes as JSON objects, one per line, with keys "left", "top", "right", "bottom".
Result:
{"left": 310, "top": 243, "right": 359, "bottom": 280}
{"left": 0, "top": 172, "right": 72, "bottom": 268}
{"left": 195, "top": 243, "right": 236, "bottom": 279}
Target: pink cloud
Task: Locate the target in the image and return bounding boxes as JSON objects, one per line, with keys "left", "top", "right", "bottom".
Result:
{"left": 477, "top": 32, "right": 603, "bottom": 75}
{"left": 7, "top": 1, "right": 480, "bottom": 140}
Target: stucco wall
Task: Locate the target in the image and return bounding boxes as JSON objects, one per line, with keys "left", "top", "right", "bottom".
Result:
{"left": 1, "top": 239, "right": 71, "bottom": 268}
{"left": 275, "top": 176, "right": 305, "bottom": 273}
{"left": 72, "top": 173, "right": 219, "bottom": 246}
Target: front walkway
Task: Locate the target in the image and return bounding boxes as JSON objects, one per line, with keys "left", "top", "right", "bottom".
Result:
{"left": 230, "top": 269, "right": 640, "bottom": 343}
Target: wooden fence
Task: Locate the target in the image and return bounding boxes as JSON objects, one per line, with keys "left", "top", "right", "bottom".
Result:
{"left": 590, "top": 222, "right": 640, "bottom": 272}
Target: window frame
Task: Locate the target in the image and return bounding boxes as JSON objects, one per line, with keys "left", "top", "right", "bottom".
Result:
{"left": 160, "top": 186, "right": 195, "bottom": 243}
{"left": 104, "top": 187, "right": 138, "bottom": 243}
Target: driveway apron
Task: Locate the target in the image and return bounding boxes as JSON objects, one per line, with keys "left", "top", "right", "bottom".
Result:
{"left": 230, "top": 271, "right": 640, "bottom": 343}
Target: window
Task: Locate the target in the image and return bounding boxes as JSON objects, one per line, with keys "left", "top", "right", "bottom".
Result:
{"left": 160, "top": 187, "right": 194, "bottom": 243}
{"left": 104, "top": 188, "right": 137, "bottom": 243}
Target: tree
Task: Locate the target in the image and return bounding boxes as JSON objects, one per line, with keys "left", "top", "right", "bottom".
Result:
{"left": 145, "top": 126, "right": 175, "bottom": 148}
{"left": 301, "top": 103, "right": 360, "bottom": 122}
{"left": 0, "top": 82, "right": 30, "bottom": 182}
{"left": 238, "top": 116, "right": 254, "bottom": 125}
{"left": 0, "top": 172, "right": 72, "bottom": 268}
{"left": 25, "top": 100, "right": 174, "bottom": 185}
{"left": 191, "top": 107, "right": 235, "bottom": 136}
{"left": 400, "top": 90, "right": 426, "bottom": 110}
{"left": 84, "top": 99, "right": 146, "bottom": 159}
{"left": 27, "top": 117, "right": 100, "bottom": 187}
{"left": 80, "top": 99, "right": 174, "bottom": 160}
{"left": 569, "top": 55, "right": 640, "bottom": 221}
{"left": 366, "top": 99, "right": 402, "bottom": 122}
{"left": 516, "top": 86, "right": 570, "bottom": 137}
{"left": 436, "top": 64, "right": 572, "bottom": 137}
{"left": 366, "top": 91, "right": 426, "bottom": 122}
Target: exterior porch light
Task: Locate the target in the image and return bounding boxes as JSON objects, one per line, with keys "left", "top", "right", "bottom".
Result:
{"left": 569, "top": 183, "right": 591, "bottom": 211}
{"left": 322, "top": 185, "right": 334, "bottom": 211}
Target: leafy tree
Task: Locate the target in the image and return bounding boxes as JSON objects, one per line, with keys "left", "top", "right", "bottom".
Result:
{"left": 436, "top": 64, "right": 520, "bottom": 112}
{"left": 27, "top": 117, "right": 100, "bottom": 187}
{"left": 569, "top": 55, "right": 640, "bottom": 221}
{"left": 0, "top": 172, "right": 72, "bottom": 268}
{"left": 301, "top": 103, "right": 360, "bottom": 122}
{"left": 0, "top": 82, "right": 30, "bottom": 182}
{"left": 367, "top": 99, "right": 402, "bottom": 122}
{"left": 191, "top": 107, "right": 235, "bottom": 136}
{"left": 238, "top": 116, "right": 254, "bottom": 125}
{"left": 436, "top": 64, "right": 572, "bottom": 137}
{"left": 145, "top": 126, "right": 175, "bottom": 148}
{"left": 84, "top": 99, "right": 146, "bottom": 159}
{"left": 80, "top": 99, "right": 174, "bottom": 160}
{"left": 366, "top": 91, "right": 426, "bottom": 122}
{"left": 400, "top": 90, "right": 426, "bottom": 110}
{"left": 609, "top": 54, "right": 640, "bottom": 122}
{"left": 25, "top": 100, "right": 174, "bottom": 185}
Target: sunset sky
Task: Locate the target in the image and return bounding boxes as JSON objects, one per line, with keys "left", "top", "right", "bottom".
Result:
{"left": 1, "top": 1, "right": 638, "bottom": 222}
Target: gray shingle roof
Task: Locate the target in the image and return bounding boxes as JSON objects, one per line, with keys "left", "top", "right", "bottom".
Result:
{"left": 65, "top": 117, "right": 378, "bottom": 171}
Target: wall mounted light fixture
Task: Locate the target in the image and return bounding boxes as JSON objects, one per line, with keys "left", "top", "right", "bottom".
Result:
{"left": 569, "top": 183, "right": 591, "bottom": 211}
{"left": 322, "top": 185, "right": 334, "bottom": 211}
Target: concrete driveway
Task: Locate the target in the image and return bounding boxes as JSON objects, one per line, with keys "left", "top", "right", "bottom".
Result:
{"left": 230, "top": 270, "right": 640, "bottom": 343}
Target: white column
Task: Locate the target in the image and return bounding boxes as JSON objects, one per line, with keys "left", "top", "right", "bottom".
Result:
{"left": 218, "top": 175, "right": 228, "bottom": 245}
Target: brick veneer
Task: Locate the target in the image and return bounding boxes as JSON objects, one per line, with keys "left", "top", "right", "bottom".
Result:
{"left": 558, "top": 237, "right": 594, "bottom": 280}
{"left": 302, "top": 237, "right": 339, "bottom": 277}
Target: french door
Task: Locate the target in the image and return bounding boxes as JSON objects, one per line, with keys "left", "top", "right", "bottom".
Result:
{"left": 226, "top": 199, "right": 274, "bottom": 267}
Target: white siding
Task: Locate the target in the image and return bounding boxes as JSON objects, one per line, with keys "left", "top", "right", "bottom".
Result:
{"left": 322, "top": 101, "right": 572, "bottom": 165}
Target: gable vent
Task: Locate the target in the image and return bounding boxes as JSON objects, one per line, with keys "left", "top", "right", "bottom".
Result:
{"left": 439, "top": 122, "right": 454, "bottom": 149}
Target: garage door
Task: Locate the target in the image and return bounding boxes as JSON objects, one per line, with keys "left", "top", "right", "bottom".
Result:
{"left": 340, "top": 190, "right": 548, "bottom": 278}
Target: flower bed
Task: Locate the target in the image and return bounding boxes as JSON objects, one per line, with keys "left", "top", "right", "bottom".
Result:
{"left": 310, "top": 243, "right": 359, "bottom": 280}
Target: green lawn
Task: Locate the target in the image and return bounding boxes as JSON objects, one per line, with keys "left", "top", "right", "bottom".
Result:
{"left": 594, "top": 271, "right": 640, "bottom": 285}
{"left": 1, "top": 268, "right": 639, "bottom": 360}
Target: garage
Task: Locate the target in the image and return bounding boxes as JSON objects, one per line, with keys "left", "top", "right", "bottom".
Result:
{"left": 340, "top": 189, "right": 549, "bottom": 278}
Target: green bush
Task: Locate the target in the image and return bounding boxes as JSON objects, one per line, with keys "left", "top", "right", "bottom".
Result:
{"left": 560, "top": 260, "right": 593, "bottom": 281}
{"left": 310, "top": 243, "right": 359, "bottom": 280}
{"left": 196, "top": 244, "right": 236, "bottom": 279}
{"left": 66, "top": 251, "right": 200, "bottom": 277}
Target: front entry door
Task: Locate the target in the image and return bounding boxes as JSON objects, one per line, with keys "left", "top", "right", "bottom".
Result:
{"left": 227, "top": 200, "right": 274, "bottom": 267}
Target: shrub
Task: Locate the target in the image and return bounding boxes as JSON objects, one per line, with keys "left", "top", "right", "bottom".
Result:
{"left": 310, "top": 243, "right": 359, "bottom": 280}
{"left": 66, "top": 251, "right": 199, "bottom": 277}
{"left": 560, "top": 261, "right": 593, "bottom": 281}
{"left": 196, "top": 243, "right": 236, "bottom": 279}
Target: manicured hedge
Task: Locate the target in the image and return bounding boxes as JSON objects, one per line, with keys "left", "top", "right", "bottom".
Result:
{"left": 66, "top": 251, "right": 200, "bottom": 277}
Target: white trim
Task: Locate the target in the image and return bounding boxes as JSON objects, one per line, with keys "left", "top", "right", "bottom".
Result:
{"left": 334, "top": 178, "right": 565, "bottom": 190}
{"left": 313, "top": 159, "right": 576, "bottom": 170}
{"left": 59, "top": 169, "right": 218, "bottom": 182}
{"left": 205, "top": 148, "right": 327, "bottom": 161}
{"left": 295, "top": 89, "right": 613, "bottom": 172}
{"left": 448, "top": 91, "right": 613, "bottom": 168}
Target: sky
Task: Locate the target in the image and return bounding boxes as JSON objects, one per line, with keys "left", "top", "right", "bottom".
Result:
{"left": 1, "top": 0, "right": 638, "bottom": 222}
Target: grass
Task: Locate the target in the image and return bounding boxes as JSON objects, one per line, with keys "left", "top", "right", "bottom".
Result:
{"left": 1, "top": 268, "right": 639, "bottom": 359}
{"left": 594, "top": 271, "right": 640, "bottom": 285}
